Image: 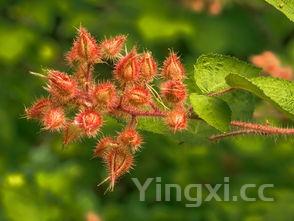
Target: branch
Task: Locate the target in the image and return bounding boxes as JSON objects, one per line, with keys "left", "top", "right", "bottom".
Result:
{"left": 210, "top": 121, "right": 294, "bottom": 141}
{"left": 115, "top": 103, "right": 294, "bottom": 142}
{"left": 117, "top": 106, "right": 166, "bottom": 117}
{"left": 209, "top": 129, "right": 265, "bottom": 142}
{"left": 231, "top": 121, "right": 294, "bottom": 135}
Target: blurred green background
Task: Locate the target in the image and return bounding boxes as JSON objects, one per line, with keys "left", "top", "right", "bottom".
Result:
{"left": 0, "top": 0, "right": 294, "bottom": 220}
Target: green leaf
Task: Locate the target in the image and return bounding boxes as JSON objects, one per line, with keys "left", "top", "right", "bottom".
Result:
{"left": 264, "top": 0, "right": 294, "bottom": 21}
{"left": 194, "top": 54, "right": 261, "bottom": 94}
{"left": 226, "top": 74, "right": 294, "bottom": 119}
{"left": 221, "top": 90, "right": 257, "bottom": 120}
{"left": 137, "top": 117, "right": 169, "bottom": 134}
{"left": 190, "top": 94, "right": 232, "bottom": 132}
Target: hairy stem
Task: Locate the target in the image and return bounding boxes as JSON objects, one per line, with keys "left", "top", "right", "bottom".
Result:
{"left": 85, "top": 63, "right": 92, "bottom": 92}
{"left": 209, "top": 129, "right": 265, "bottom": 142}
{"left": 118, "top": 106, "right": 166, "bottom": 117}
{"left": 231, "top": 121, "right": 294, "bottom": 135}
{"left": 210, "top": 121, "right": 294, "bottom": 141}
{"left": 115, "top": 103, "right": 294, "bottom": 140}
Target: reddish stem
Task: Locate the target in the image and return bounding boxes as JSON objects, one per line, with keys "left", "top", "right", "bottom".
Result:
{"left": 85, "top": 63, "right": 92, "bottom": 92}
{"left": 209, "top": 129, "right": 265, "bottom": 142}
{"left": 118, "top": 106, "right": 166, "bottom": 117}
{"left": 231, "top": 121, "right": 294, "bottom": 135}
{"left": 114, "top": 102, "right": 294, "bottom": 140}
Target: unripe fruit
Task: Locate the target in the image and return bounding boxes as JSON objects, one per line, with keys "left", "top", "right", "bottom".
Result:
{"left": 166, "top": 107, "right": 187, "bottom": 132}
{"left": 66, "top": 27, "right": 101, "bottom": 64}
{"left": 74, "top": 109, "right": 103, "bottom": 137}
{"left": 47, "top": 70, "right": 78, "bottom": 102}
{"left": 25, "top": 98, "right": 51, "bottom": 119}
{"left": 105, "top": 149, "right": 134, "bottom": 190}
{"left": 42, "top": 107, "right": 66, "bottom": 131}
{"left": 94, "top": 137, "right": 118, "bottom": 158}
{"left": 114, "top": 49, "right": 139, "bottom": 83}
{"left": 117, "top": 128, "right": 142, "bottom": 152}
{"left": 139, "top": 52, "right": 157, "bottom": 82}
{"left": 100, "top": 35, "right": 127, "bottom": 60}
{"left": 123, "top": 86, "right": 151, "bottom": 107}
{"left": 160, "top": 80, "right": 187, "bottom": 104}
{"left": 162, "top": 52, "right": 185, "bottom": 80}
{"left": 91, "top": 82, "right": 117, "bottom": 109}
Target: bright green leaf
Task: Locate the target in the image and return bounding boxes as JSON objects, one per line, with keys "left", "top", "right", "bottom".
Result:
{"left": 264, "top": 0, "right": 294, "bottom": 21}
{"left": 190, "top": 94, "right": 232, "bottom": 132}
{"left": 226, "top": 74, "right": 294, "bottom": 119}
{"left": 194, "top": 54, "right": 261, "bottom": 94}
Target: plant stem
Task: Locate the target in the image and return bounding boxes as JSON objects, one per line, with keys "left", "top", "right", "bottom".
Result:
{"left": 210, "top": 121, "right": 294, "bottom": 141}
{"left": 231, "top": 121, "right": 294, "bottom": 135}
{"left": 117, "top": 106, "right": 166, "bottom": 117}
{"left": 85, "top": 63, "right": 92, "bottom": 92}
{"left": 115, "top": 103, "right": 294, "bottom": 141}
{"left": 209, "top": 129, "right": 265, "bottom": 142}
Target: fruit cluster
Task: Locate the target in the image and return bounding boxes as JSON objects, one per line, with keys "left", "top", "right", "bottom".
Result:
{"left": 25, "top": 27, "right": 188, "bottom": 190}
{"left": 250, "top": 51, "right": 293, "bottom": 81}
{"left": 184, "top": 0, "right": 223, "bottom": 15}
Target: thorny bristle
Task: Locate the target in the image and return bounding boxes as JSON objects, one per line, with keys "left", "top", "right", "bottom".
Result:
{"left": 160, "top": 80, "right": 187, "bottom": 104}
{"left": 100, "top": 35, "right": 127, "bottom": 60}
{"left": 114, "top": 48, "right": 140, "bottom": 83}
{"left": 162, "top": 51, "right": 185, "bottom": 80}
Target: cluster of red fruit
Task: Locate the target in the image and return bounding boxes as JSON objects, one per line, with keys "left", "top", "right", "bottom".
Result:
{"left": 25, "top": 27, "right": 188, "bottom": 190}
{"left": 250, "top": 51, "right": 293, "bottom": 81}
{"left": 184, "top": 0, "right": 222, "bottom": 15}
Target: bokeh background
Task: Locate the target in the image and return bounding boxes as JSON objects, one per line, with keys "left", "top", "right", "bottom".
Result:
{"left": 0, "top": 0, "right": 294, "bottom": 220}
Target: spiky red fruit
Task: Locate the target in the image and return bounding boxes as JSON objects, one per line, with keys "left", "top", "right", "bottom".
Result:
{"left": 74, "top": 109, "right": 103, "bottom": 137}
{"left": 166, "top": 107, "right": 187, "bottom": 132}
{"left": 105, "top": 149, "right": 134, "bottom": 190}
{"left": 139, "top": 52, "right": 157, "bottom": 82}
{"left": 63, "top": 122, "right": 82, "bottom": 145}
{"left": 117, "top": 128, "right": 142, "bottom": 152}
{"left": 123, "top": 86, "right": 151, "bottom": 107}
{"left": 271, "top": 66, "right": 293, "bottom": 80}
{"left": 42, "top": 107, "right": 66, "bottom": 131}
{"left": 209, "top": 0, "right": 222, "bottom": 15}
{"left": 160, "top": 80, "right": 187, "bottom": 103}
{"left": 250, "top": 51, "right": 293, "bottom": 80}
{"left": 100, "top": 35, "right": 127, "bottom": 60}
{"left": 94, "top": 137, "right": 118, "bottom": 158}
{"left": 47, "top": 70, "right": 78, "bottom": 102}
{"left": 190, "top": 0, "right": 205, "bottom": 12}
{"left": 66, "top": 27, "right": 101, "bottom": 64}
{"left": 114, "top": 49, "right": 139, "bottom": 83}
{"left": 25, "top": 98, "right": 51, "bottom": 119}
{"left": 91, "top": 82, "right": 117, "bottom": 109}
{"left": 86, "top": 212, "right": 101, "bottom": 221}
{"left": 250, "top": 51, "right": 280, "bottom": 73}
{"left": 162, "top": 52, "right": 185, "bottom": 80}
{"left": 74, "top": 63, "right": 94, "bottom": 85}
